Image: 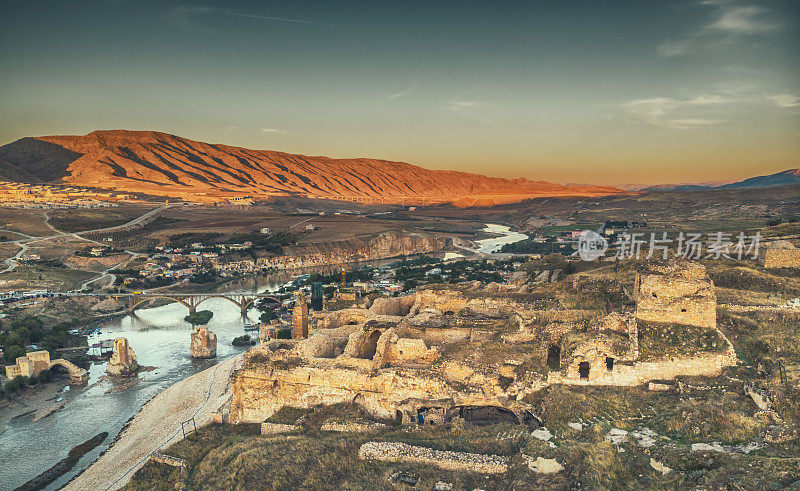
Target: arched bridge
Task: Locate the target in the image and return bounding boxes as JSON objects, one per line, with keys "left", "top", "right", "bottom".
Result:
{"left": 110, "top": 293, "right": 284, "bottom": 315}
{"left": 50, "top": 358, "right": 89, "bottom": 385}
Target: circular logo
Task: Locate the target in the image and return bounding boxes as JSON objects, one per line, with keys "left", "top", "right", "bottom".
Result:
{"left": 578, "top": 230, "right": 608, "bottom": 261}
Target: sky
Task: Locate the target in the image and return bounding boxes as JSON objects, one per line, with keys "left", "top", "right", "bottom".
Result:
{"left": 1, "top": 0, "right": 798, "bottom": 186}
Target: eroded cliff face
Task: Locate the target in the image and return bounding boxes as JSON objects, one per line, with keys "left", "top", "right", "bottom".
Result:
{"left": 258, "top": 233, "right": 448, "bottom": 270}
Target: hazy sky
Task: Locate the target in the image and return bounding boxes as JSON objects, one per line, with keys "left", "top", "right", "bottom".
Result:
{"left": 1, "top": 0, "right": 798, "bottom": 185}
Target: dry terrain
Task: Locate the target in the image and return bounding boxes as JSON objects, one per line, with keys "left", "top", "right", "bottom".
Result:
{"left": 0, "top": 130, "right": 623, "bottom": 205}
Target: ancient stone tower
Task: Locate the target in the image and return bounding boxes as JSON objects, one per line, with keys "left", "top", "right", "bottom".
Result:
{"left": 106, "top": 337, "right": 139, "bottom": 376}
{"left": 190, "top": 327, "right": 217, "bottom": 359}
{"left": 292, "top": 291, "right": 309, "bottom": 339}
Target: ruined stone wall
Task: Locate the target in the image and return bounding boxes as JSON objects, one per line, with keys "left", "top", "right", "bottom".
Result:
{"left": 190, "top": 328, "right": 217, "bottom": 359}
{"left": 229, "top": 364, "right": 458, "bottom": 423}
{"left": 635, "top": 271, "right": 717, "bottom": 329}
{"left": 548, "top": 351, "right": 737, "bottom": 387}
{"left": 4, "top": 350, "right": 51, "bottom": 379}
{"left": 760, "top": 248, "right": 800, "bottom": 269}
{"left": 107, "top": 337, "right": 139, "bottom": 376}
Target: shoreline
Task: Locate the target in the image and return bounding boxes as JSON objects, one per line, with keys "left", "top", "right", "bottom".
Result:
{"left": 65, "top": 353, "right": 243, "bottom": 490}
{"left": 0, "top": 377, "right": 70, "bottom": 431}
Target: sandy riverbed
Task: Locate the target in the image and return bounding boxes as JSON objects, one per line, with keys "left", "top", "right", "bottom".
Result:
{"left": 66, "top": 353, "right": 243, "bottom": 490}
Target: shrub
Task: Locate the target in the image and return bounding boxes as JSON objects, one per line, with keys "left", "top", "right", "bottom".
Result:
{"left": 184, "top": 310, "right": 213, "bottom": 327}
{"left": 3, "top": 345, "right": 26, "bottom": 364}
{"left": 232, "top": 335, "right": 255, "bottom": 346}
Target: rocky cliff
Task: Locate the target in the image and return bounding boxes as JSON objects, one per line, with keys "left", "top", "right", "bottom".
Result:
{"left": 258, "top": 232, "right": 448, "bottom": 269}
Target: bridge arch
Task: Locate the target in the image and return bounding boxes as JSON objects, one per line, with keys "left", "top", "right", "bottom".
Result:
{"left": 49, "top": 359, "right": 89, "bottom": 385}
{"left": 241, "top": 296, "right": 282, "bottom": 312}
{"left": 128, "top": 296, "right": 193, "bottom": 312}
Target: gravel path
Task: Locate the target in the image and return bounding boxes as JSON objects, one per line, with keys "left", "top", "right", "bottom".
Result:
{"left": 65, "top": 354, "right": 243, "bottom": 491}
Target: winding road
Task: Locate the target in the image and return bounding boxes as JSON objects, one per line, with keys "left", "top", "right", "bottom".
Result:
{"left": 0, "top": 204, "right": 174, "bottom": 285}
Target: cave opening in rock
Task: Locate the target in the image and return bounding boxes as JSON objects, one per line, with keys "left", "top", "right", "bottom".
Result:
{"left": 579, "top": 361, "right": 590, "bottom": 380}
{"left": 450, "top": 405, "right": 520, "bottom": 426}
{"left": 547, "top": 344, "right": 561, "bottom": 371}
{"left": 606, "top": 357, "right": 614, "bottom": 371}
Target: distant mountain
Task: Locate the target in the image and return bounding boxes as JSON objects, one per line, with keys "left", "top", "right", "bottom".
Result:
{"left": 0, "top": 130, "right": 623, "bottom": 205}
{"left": 716, "top": 168, "right": 800, "bottom": 190}
{"left": 633, "top": 170, "right": 799, "bottom": 192}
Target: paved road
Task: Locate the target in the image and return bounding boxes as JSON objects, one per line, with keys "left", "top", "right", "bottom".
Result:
{"left": 0, "top": 204, "right": 173, "bottom": 278}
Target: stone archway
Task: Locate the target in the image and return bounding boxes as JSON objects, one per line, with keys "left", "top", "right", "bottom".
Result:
{"left": 361, "top": 330, "right": 382, "bottom": 360}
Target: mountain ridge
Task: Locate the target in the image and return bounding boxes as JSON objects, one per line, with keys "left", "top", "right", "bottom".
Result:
{"left": 0, "top": 130, "right": 623, "bottom": 205}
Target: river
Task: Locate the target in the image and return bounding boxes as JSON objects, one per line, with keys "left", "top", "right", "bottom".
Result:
{"left": 474, "top": 223, "right": 528, "bottom": 254}
{"left": 0, "top": 291, "right": 266, "bottom": 490}
{"left": 0, "top": 225, "right": 528, "bottom": 489}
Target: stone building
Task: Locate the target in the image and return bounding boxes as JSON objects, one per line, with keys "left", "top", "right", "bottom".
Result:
{"left": 106, "top": 337, "right": 139, "bottom": 376}
{"left": 5, "top": 350, "right": 51, "bottom": 379}
{"left": 634, "top": 260, "right": 717, "bottom": 328}
{"left": 259, "top": 321, "right": 283, "bottom": 343}
{"left": 759, "top": 240, "right": 800, "bottom": 269}
{"left": 292, "top": 291, "right": 309, "bottom": 339}
{"left": 5, "top": 350, "right": 89, "bottom": 384}
{"left": 190, "top": 327, "right": 217, "bottom": 358}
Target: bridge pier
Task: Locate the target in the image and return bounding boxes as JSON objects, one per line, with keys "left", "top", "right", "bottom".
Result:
{"left": 187, "top": 297, "right": 197, "bottom": 315}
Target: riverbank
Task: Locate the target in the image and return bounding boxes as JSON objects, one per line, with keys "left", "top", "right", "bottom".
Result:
{"left": 0, "top": 377, "right": 70, "bottom": 430}
{"left": 65, "top": 353, "right": 243, "bottom": 490}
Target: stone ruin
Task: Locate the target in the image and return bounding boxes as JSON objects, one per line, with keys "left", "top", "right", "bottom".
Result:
{"left": 228, "top": 260, "right": 738, "bottom": 426}
{"left": 634, "top": 260, "right": 717, "bottom": 328}
{"left": 5, "top": 350, "right": 52, "bottom": 379}
{"left": 759, "top": 240, "right": 800, "bottom": 269}
{"left": 5, "top": 349, "right": 88, "bottom": 385}
{"left": 291, "top": 290, "right": 309, "bottom": 339}
{"left": 106, "top": 337, "right": 139, "bottom": 376}
{"left": 190, "top": 327, "right": 217, "bottom": 359}
{"left": 546, "top": 261, "right": 736, "bottom": 386}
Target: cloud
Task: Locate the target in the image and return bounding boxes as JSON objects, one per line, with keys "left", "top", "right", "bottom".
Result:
{"left": 657, "top": 1, "right": 778, "bottom": 58}
{"left": 622, "top": 96, "right": 729, "bottom": 129}
{"left": 622, "top": 88, "right": 799, "bottom": 128}
{"left": 657, "top": 40, "right": 692, "bottom": 58}
{"left": 767, "top": 94, "right": 800, "bottom": 108}
{"left": 225, "top": 10, "right": 339, "bottom": 27}
{"left": 445, "top": 99, "right": 493, "bottom": 124}
{"left": 169, "top": 6, "right": 347, "bottom": 32}
{"left": 261, "top": 128, "right": 285, "bottom": 134}
{"left": 447, "top": 100, "right": 480, "bottom": 113}
{"left": 388, "top": 82, "right": 420, "bottom": 100}
{"left": 707, "top": 6, "right": 776, "bottom": 34}
{"left": 169, "top": 6, "right": 218, "bottom": 33}
{"left": 686, "top": 94, "right": 733, "bottom": 105}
